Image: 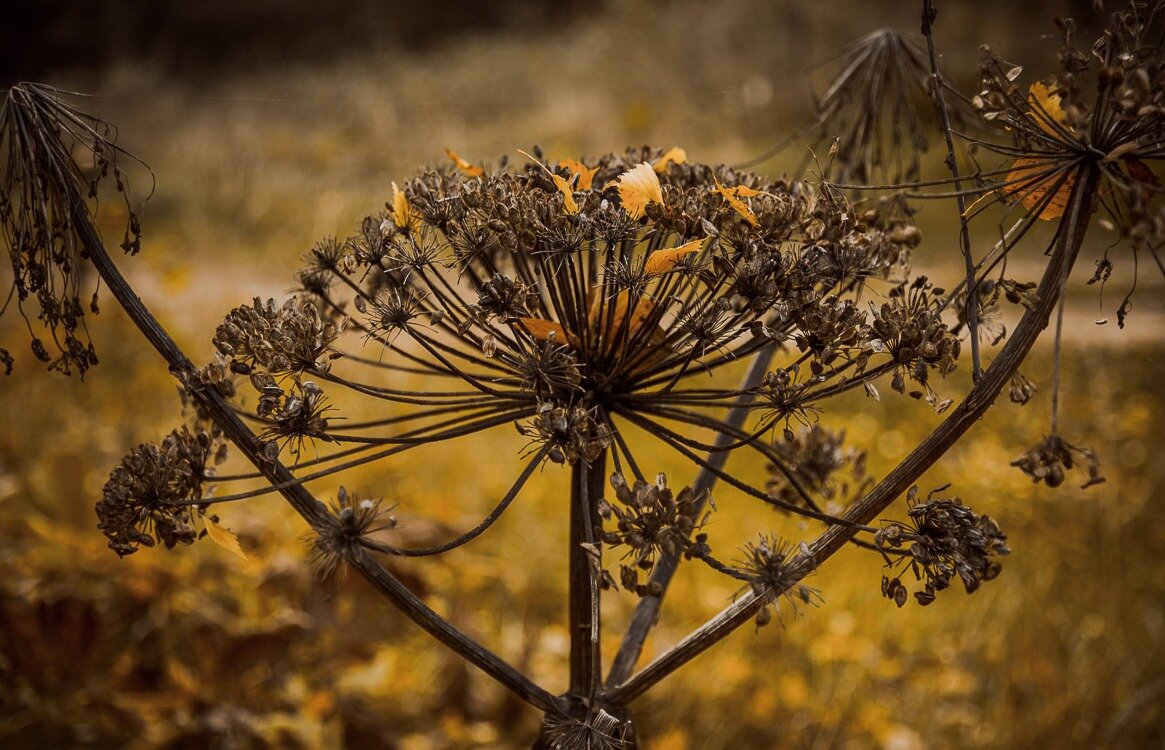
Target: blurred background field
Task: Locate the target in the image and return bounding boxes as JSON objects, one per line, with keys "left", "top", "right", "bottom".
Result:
{"left": 1, "top": 0, "right": 1163, "bottom": 747}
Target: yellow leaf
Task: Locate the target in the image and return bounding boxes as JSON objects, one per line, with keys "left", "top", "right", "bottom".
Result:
{"left": 652, "top": 146, "right": 687, "bottom": 174}
{"left": 557, "top": 158, "right": 599, "bottom": 191}
{"left": 1027, "top": 81, "right": 1067, "bottom": 137}
{"left": 729, "top": 184, "right": 768, "bottom": 198}
{"left": 587, "top": 288, "right": 661, "bottom": 343}
{"left": 391, "top": 181, "right": 419, "bottom": 231}
{"left": 714, "top": 178, "right": 759, "bottom": 226}
{"left": 643, "top": 239, "right": 702, "bottom": 276}
{"left": 1004, "top": 157, "right": 1076, "bottom": 220}
{"left": 551, "top": 173, "right": 580, "bottom": 214}
{"left": 445, "top": 147, "right": 485, "bottom": 177}
{"left": 519, "top": 149, "right": 579, "bottom": 215}
{"left": 606, "top": 163, "right": 663, "bottom": 220}
{"left": 202, "top": 513, "right": 248, "bottom": 561}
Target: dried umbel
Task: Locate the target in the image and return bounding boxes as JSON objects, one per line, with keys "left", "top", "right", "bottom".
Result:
{"left": 309, "top": 487, "right": 398, "bottom": 580}
{"left": 766, "top": 425, "right": 869, "bottom": 513}
{"left": 95, "top": 427, "right": 224, "bottom": 556}
{"left": 213, "top": 296, "right": 343, "bottom": 376}
{"left": 876, "top": 487, "right": 1011, "bottom": 607}
{"left": 742, "top": 27, "right": 959, "bottom": 184}
{"left": 810, "top": 28, "right": 941, "bottom": 184}
{"left": 518, "top": 402, "right": 610, "bottom": 465}
{"left": 189, "top": 146, "right": 949, "bottom": 525}
{"left": 0, "top": 84, "right": 148, "bottom": 376}
{"left": 536, "top": 707, "right": 634, "bottom": 750}
{"left": 870, "top": 276, "right": 960, "bottom": 400}
{"left": 972, "top": 5, "right": 1164, "bottom": 300}
{"left": 734, "top": 535, "right": 819, "bottom": 627}
{"left": 1011, "top": 433, "right": 1105, "bottom": 489}
{"left": 600, "top": 472, "right": 708, "bottom": 595}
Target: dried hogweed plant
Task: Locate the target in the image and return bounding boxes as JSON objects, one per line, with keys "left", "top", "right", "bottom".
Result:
{"left": 2, "top": 1, "right": 1162, "bottom": 746}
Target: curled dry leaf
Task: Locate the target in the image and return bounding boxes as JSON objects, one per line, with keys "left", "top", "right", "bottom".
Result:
{"left": 391, "top": 181, "right": 420, "bottom": 231}
{"left": 714, "top": 178, "right": 761, "bottom": 227}
{"left": 1026, "top": 81, "right": 1067, "bottom": 137}
{"left": 445, "top": 148, "right": 485, "bottom": 177}
{"left": 652, "top": 146, "right": 687, "bottom": 173}
{"left": 558, "top": 158, "right": 599, "bottom": 191}
{"left": 519, "top": 149, "right": 579, "bottom": 214}
{"left": 1004, "top": 159, "right": 1077, "bottom": 220}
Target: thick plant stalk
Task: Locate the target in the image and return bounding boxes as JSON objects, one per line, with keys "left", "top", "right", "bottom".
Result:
{"left": 568, "top": 451, "right": 607, "bottom": 699}
{"left": 19, "top": 84, "right": 560, "bottom": 717}
{"left": 606, "top": 166, "right": 1101, "bottom": 705}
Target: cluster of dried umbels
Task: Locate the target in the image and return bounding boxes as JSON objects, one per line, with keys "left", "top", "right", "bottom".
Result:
{"left": 2, "top": 1, "right": 1163, "bottom": 746}
{"left": 112, "top": 145, "right": 972, "bottom": 594}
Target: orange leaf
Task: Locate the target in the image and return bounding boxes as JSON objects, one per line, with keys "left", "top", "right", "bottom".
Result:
{"left": 644, "top": 239, "right": 702, "bottom": 276}
{"left": 391, "top": 181, "right": 420, "bottom": 231}
{"left": 558, "top": 158, "right": 599, "bottom": 191}
{"left": 1027, "top": 81, "right": 1067, "bottom": 137}
{"left": 606, "top": 163, "right": 663, "bottom": 220}
{"left": 585, "top": 288, "right": 673, "bottom": 370}
{"left": 510, "top": 317, "right": 580, "bottom": 348}
{"left": 653, "top": 146, "right": 688, "bottom": 174}
{"left": 714, "top": 179, "right": 759, "bottom": 226}
{"left": 519, "top": 149, "right": 579, "bottom": 215}
{"left": 729, "top": 184, "right": 769, "bottom": 198}
{"left": 588, "top": 289, "right": 654, "bottom": 337}
{"left": 445, "top": 148, "right": 485, "bottom": 177}
{"left": 202, "top": 513, "right": 248, "bottom": 561}
{"left": 550, "top": 173, "right": 580, "bottom": 215}
{"left": 512, "top": 317, "right": 567, "bottom": 340}
{"left": 1004, "top": 157, "right": 1076, "bottom": 220}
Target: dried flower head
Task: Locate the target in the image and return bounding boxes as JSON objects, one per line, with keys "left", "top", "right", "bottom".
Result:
{"left": 95, "top": 427, "right": 224, "bottom": 556}
{"left": 744, "top": 28, "right": 959, "bottom": 184}
{"left": 254, "top": 378, "right": 334, "bottom": 459}
{"left": 537, "top": 707, "right": 634, "bottom": 750}
{"left": 972, "top": 6, "right": 1164, "bottom": 304}
{"left": 600, "top": 472, "right": 708, "bottom": 595}
{"left": 171, "top": 146, "right": 968, "bottom": 577}
{"left": 766, "top": 425, "right": 869, "bottom": 512}
{"left": 876, "top": 487, "right": 1010, "bottom": 607}
{"left": 213, "top": 297, "right": 343, "bottom": 376}
{"left": 518, "top": 403, "right": 611, "bottom": 465}
{"left": 870, "top": 276, "right": 960, "bottom": 400}
{"left": 0, "top": 84, "right": 150, "bottom": 376}
{"left": 1010, "top": 433, "right": 1105, "bottom": 489}
{"left": 309, "top": 487, "right": 398, "bottom": 580}
{"left": 734, "top": 534, "right": 819, "bottom": 627}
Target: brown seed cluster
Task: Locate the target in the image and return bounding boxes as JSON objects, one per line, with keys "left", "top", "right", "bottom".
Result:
{"left": 1011, "top": 433, "right": 1104, "bottom": 489}
{"left": 876, "top": 488, "right": 1010, "bottom": 607}
{"left": 213, "top": 297, "right": 343, "bottom": 376}
{"left": 599, "top": 473, "right": 708, "bottom": 596}
{"left": 309, "top": 487, "right": 398, "bottom": 580}
{"left": 735, "top": 535, "right": 818, "bottom": 627}
{"left": 95, "top": 427, "right": 225, "bottom": 556}
{"left": 766, "top": 425, "right": 869, "bottom": 512}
